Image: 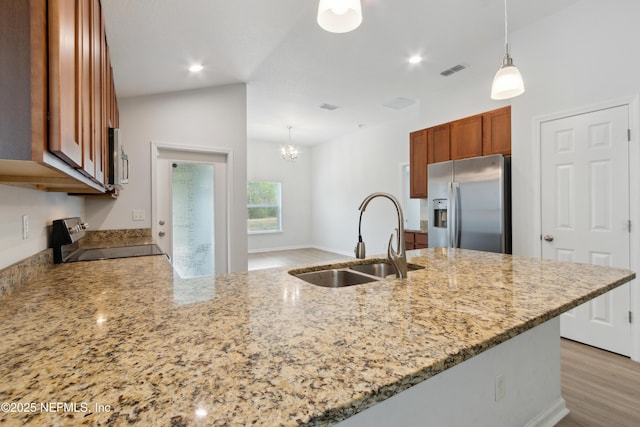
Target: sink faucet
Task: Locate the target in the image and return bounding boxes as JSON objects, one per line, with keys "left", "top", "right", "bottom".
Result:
{"left": 355, "top": 192, "right": 408, "bottom": 278}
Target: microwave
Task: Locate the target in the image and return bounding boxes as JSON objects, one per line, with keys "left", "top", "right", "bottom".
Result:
{"left": 108, "top": 128, "right": 129, "bottom": 190}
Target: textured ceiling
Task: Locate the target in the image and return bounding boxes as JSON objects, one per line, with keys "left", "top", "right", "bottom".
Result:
{"left": 102, "top": 0, "right": 581, "bottom": 145}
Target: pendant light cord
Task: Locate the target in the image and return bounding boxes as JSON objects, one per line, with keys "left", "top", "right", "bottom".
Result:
{"left": 503, "top": 0, "right": 509, "bottom": 56}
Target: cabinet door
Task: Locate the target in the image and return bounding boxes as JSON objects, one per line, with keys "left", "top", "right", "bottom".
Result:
{"left": 79, "top": 0, "right": 95, "bottom": 177}
{"left": 91, "top": 0, "right": 105, "bottom": 184}
{"left": 48, "top": 0, "right": 82, "bottom": 168}
{"left": 409, "top": 129, "right": 428, "bottom": 198}
{"left": 427, "top": 124, "right": 450, "bottom": 164}
{"left": 450, "top": 115, "right": 483, "bottom": 160}
{"left": 415, "top": 232, "right": 428, "bottom": 249}
{"left": 483, "top": 106, "right": 511, "bottom": 156}
{"left": 404, "top": 232, "right": 416, "bottom": 250}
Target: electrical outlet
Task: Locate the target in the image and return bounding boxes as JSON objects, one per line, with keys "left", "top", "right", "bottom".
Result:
{"left": 495, "top": 374, "right": 506, "bottom": 401}
{"left": 22, "top": 215, "right": 29, "bottom": 240}
{"left": 132, "top": 209, "right": 145, "bottom": 221}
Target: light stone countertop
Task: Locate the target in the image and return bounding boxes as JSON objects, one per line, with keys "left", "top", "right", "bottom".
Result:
{"left": 0, "top": 249, "right": 634, "bottom": 426}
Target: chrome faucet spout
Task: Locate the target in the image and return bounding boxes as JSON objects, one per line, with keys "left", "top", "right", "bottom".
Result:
{"left": 355, "top": 192, "right": 408, "bottom": 278}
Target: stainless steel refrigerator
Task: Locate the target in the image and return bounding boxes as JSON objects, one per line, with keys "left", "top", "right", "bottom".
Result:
{"left": 427, "top": 154, "right": 511, "bottom": 253}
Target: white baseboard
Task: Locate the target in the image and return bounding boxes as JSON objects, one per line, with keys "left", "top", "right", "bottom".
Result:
{"left": 248, "top": 245, "right": 355, "bottom": 258}
{"left": 309, "top": 245, "right": 354, "bottom": 257}
{"left": 525, "top": 398, "right": 569, "bottom": 427}
{"left": 248, "top": 245, "right": 312, "bottom": 254}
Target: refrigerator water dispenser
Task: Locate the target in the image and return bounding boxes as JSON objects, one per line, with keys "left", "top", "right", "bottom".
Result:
{"left": 433, "top": 199, "right": 448, "bottom": 228}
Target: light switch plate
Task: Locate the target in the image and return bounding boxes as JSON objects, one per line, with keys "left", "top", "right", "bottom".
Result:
{"left": 132, "top": 209, "right": 145, "bottom": 221}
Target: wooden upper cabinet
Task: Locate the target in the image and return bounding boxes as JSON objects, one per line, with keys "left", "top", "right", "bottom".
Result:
{"left": 94, "top": 0, "right": 106, "bottom": 184}
{"left": 48, "top": 0, "right": 82, "bottom": 168}
{"left": 483, "top": 106, "right": 511, "bottom": 156}
{"left": 427, "top": 124, "right": 450, "bottom": 164}
{"left": 79, "top": 0, "right": 95, "bottom": 178}
{"left": 409, "top": 129, "right": 428, "bottom": 198}
{"left": 408, "top": 107, "right": 511, "bottom": 198}
{"left": 0, "top": 0, "right": 117, "bottom": 193}
{"left": 450, "top": 114, "right": 483, "bottom": 160}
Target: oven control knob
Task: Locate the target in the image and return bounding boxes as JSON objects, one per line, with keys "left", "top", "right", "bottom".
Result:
{"left": 81, "top": 222, "right": 89, "bottom": 230}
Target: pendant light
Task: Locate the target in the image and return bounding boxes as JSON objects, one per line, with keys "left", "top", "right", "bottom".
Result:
{"left": 317, "top": 0, "right": 362, "bottom": 33}
{"left": 281, "top": 126, "right": 299, "bottom": 161}
{"left": 491, "top": 0, "right": 525, "bottom": 100}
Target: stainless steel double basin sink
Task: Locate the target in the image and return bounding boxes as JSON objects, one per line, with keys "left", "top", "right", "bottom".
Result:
{"left": 290, "top": 260, "right": 424, "bottom": 288}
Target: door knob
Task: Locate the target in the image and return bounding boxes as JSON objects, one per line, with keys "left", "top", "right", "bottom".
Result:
{"left": 159, "top": 220, "right": 165, "bottom": 226}
{"left": 543, "top": 234, "right": 554, "bottom": 242}
{"left": 158, "top": 231, "right": 165, "bottom": 237}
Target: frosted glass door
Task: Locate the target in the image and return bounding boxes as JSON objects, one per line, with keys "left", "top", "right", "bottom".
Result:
{"left": 171, "top": 163, "right": 215, "bottom": 278}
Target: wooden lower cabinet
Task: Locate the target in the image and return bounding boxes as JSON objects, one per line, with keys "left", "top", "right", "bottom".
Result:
{"left": 405, "top": 231, "right": 428, "bottom": 250}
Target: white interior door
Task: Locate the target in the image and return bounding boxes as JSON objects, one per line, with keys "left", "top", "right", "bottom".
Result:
{"left": 540, "top": 105, "right": 631, "bottom": 356}
{"left": 154, "top": 147, "right": 228, "bottom": 277}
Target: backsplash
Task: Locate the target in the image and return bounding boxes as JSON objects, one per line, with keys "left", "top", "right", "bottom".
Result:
{"left": 0, "top": 249, "right": 53, "bottom": 298}
{"left": 84, "top": 228, "right": 151, "bottom": 243}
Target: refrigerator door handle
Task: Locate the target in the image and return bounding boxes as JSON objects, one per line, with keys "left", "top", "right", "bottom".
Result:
{"left": 454, "top": 182, "right": 461, "bottom": 248}
{"left": 448, "top": 182, "right": 454, "bottom": 248}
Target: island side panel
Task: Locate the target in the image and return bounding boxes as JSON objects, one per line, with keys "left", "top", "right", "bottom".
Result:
{"left": 336, "top": 317, "right": 568, "bottom": 427}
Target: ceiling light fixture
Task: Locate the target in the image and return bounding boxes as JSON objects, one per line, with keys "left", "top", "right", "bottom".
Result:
{"left": 408, "top": 55, "right": 423, "bottom": 65}
{"left": 281, "top": 126, "right": 299, "bottom": 161}
{"left": 317, "top": 0, "right": 362, "bottom": 33}
{"left": 189, "top": 64, "right": 204, "bottom": 73}
{"left": 490, "top": 0, "right": 525, "bottom": 100}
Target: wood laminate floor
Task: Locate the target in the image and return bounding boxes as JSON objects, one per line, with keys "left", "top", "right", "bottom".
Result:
{"left": 248, "top": 249, "right": 640, "bottom": 426}
{"left": 557, "top": 339, "right": 640, "bottom": 427}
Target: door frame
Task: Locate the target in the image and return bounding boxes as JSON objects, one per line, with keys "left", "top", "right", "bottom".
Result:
{"left": 531, "top": 95, "right": 640, "bottom": 361}
{"left": 150, "top": 140, "right": 234, "bottom": 274}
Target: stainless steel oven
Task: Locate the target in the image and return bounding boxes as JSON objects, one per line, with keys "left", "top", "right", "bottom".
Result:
{"left": 51, "top": 217, "right": 163, "bottom": 263}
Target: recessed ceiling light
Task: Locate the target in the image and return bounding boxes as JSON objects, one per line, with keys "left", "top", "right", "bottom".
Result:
{"left": 408, "top": 55, "right": 423, "bottom": 64}
{"left": 189, "top": 64, "right": 204, "bottom": 73}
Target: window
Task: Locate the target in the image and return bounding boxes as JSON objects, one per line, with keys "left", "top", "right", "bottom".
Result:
{"left": 247, "top": 181, "right": 282, "bottom": 233}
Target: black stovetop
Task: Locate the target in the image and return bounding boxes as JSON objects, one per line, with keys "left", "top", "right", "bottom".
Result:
{"left": 63, "top": 244, "right": 165, "bottom": 262}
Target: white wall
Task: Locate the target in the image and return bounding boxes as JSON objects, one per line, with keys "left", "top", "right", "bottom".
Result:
{"left": 247, "top": 140, "right": 312, "bottom": 252}
{"left": 311, "top": 0, "right": 640, "bottom": 358}
{"left": 0, "top": 184, "right": 84, "bottom": 269}
{"left": 311, "top": 116, "right": 418, "bottom": 256}
{"left": 85, "top": 84, "right": 248, "bottom": 272}
{"left": 312, "top": 0, "right": 640, "bottom": 259}
{"left": 510, "top": 0, "right": 640, "bottom": 256}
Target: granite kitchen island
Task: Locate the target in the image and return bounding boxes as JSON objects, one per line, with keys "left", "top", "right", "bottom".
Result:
{"left": 0, "top": 248, "right": 634, "bottom": 426}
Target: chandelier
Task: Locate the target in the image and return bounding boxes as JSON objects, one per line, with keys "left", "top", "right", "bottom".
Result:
{"left": 281, "top": 126, "right": 299, "bottom": 161}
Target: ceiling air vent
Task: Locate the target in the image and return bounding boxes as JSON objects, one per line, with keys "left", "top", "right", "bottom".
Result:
{"left": 440, "top": 64, "right": 467, "bottom": 77}
{"left": 320, "top": 103, "right": 339, "bottom": 111}
{"left": 383, "top": 97, "right": 415, "bottom": 110}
